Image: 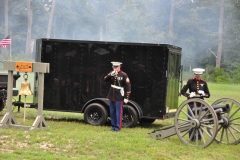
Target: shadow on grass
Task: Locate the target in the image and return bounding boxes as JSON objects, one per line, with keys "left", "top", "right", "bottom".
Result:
{"left": 138, "top": 122, "right": 166, "bottom": 129}
{"left": 43, "top": 116, "right": 167, "bottom": 129}
{"left": 44, "top": 116, "right": 86, "bottom": 123}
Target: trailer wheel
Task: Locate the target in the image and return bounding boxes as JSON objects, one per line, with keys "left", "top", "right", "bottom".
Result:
{"left": 174, "top": 98, "right": 218, "bottom": 148}
{"left": 210, "top": 98, "right": 240, "bottom": 145}
{"left": 84, "top": 103, "right": 108, "bottom": 126}
{"left": 122, "top": 105, "right": 138, "bottom": 128}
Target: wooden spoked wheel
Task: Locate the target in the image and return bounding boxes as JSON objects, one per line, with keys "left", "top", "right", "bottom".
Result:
{"left": 174, "top": 99, "right": 218, "bottom": 148}
{"left": 211, "top": 98, "right": 240, "bottom": 145}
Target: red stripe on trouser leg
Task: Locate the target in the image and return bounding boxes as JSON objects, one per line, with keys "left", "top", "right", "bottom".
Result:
{"left": 119, "top": 101, "right": 123, "bottom": 129}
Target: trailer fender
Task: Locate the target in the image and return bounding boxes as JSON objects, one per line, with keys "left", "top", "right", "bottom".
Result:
{"left": 81, "top": 98, "right": 110, "bottom": 113}
{"left": 127, "top": 100, "right": 143, "bottom": 119}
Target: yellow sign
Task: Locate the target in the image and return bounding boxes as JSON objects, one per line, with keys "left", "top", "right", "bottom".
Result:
{"left": 15, "top": 62, "right": 33, "bottom": 72}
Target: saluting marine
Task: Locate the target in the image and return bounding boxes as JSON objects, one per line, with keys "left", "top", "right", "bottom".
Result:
{"left": 181, "top": 68, "right": 210, "bottom": 100}
{"left": 104, "top": 62, "right": 131, "bottom": 131}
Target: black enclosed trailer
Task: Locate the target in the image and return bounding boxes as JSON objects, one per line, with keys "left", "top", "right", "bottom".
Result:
{"left": 33, "top": 38, "right": 182, "bottom": 127}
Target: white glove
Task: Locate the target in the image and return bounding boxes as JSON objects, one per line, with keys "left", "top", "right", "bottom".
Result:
{"left": 198, "top": 90, "right": 205, "bottom": 96}
{"left": 124, "top": 99, "right": 128, "bottom": 104}
{"left": 110, "top": 71, "right": 117, "bottom": 76}
{"left": 189, "top": 92, "right": 196, "bottom": 98}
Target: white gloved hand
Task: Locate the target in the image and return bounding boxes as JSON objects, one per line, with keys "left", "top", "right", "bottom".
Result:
{"left": 189, "top": 92, "right": 196, "bottom": 98}
{"left": 110, "top": 71, "right": 117, "bottom": 76}
{"left": 124, "top": 99, "right": 128, "bottom": 104}
{"left": 198, "top": 90, "right": 205, "bottom": 96}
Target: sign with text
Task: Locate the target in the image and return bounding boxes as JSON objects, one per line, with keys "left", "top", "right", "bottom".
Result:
{"left": 15, "top": 62, "right": 33, "bottom": 72}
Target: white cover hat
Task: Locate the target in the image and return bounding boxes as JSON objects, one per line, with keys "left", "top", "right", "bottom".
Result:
{"left": 192, "top": 68, "right": 205, "bottom": 74}
{"left": 111, "top": 61, "right": 122, "bottom": 67}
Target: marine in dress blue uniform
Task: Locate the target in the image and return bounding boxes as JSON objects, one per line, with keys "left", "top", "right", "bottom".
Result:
{"left": 181, "top": 68, "right": 211, "bottom": 140}
{"left": 181, "top": 68, "right": 210, "bottom": 99}
{"left": 104, "top": 62, "right": 131, "bottom": 131}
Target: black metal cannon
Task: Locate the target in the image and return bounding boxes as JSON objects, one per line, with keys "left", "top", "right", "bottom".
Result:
{"left": 150, "top": 98, "right": 240, "bottom": 148}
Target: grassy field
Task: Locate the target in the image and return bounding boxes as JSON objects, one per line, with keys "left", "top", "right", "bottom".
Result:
{"left": 0, "top": 83, "right": 240, "bottom": 160}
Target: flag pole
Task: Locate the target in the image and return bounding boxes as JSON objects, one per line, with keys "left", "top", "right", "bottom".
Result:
{"left": 10, "top": 31, "right": 12, "bottom": 61}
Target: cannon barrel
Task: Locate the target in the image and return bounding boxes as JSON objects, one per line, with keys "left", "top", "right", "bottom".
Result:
{"left": 211, "top": 104, "right": 230, "bottom": 112}
{"left": 192, "top": 103, "right": 230, "bottom": 113}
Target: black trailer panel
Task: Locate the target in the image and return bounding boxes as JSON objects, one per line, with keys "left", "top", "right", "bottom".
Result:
{"left": 34, "top": 39, "right": 181, "bottom": 120}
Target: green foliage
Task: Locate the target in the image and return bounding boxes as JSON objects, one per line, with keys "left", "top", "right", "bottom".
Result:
{"left": 12, "top": 51, "right": 34, "bottom": 62}
{"left": 183, "top": 65, "right": 240, "bottom": 84}
{"left": 0, "top": 51, "right": 34, "bottom": 71}
{"left": 182, "top": 71, "right": 192, "bottom": 81}
{"left": 232, "top": 66, "right": 240, "bottom": 84}
{"left": 202, "top": 65, "right": 240, "bottom": 84}
{"left": 207, "top": 67, "right": 231, "bottom": 83}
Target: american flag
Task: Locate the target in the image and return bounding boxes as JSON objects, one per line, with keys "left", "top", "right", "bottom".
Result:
{"left": 0, "top": 35, "right": 11, "bottom": 48}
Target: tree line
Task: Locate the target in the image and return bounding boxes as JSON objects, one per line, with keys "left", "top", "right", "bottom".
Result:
{"left": 0, "top": 0, "right": 240, "bottom": 83}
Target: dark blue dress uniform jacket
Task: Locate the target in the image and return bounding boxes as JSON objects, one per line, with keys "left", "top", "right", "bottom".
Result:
{"left": 104, "top": 71, "right": 131, "bottom": 101}
{"left": 181, "top": 78, "right": 210, "bottom": 99}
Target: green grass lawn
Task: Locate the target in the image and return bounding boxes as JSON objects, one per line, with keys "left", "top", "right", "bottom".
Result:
{"left": 0, "top": 83, "right": 240, "bottom": 160}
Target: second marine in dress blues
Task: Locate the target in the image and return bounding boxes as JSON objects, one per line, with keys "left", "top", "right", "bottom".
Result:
{"left": 181, "top": 68, "right": 210, "bottom": 99}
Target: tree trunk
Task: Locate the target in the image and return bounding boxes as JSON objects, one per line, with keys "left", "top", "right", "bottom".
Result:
{"left": 216, "top": 0, "right": 225, "bottom": 68}
{"left": 168, "top": 0, "right": 175, "bottom": 41}
{"left": 53, "top": 16, "right": 56, "bottom": 38}
{"left": 5, "top": 0, "right": 8, "bottom": 36}
{"left": 25, "top": 0, "right": 33, "bottom": 58}
{"left": 99, "top": 22, "right": 103, "bottom": 41}
{"left": 46, "top": 0, "right": 56, "bottom": 38}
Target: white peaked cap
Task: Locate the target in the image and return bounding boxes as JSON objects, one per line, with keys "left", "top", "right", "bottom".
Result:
{"left": 111, "top": 61, "right": 122, "bottom": 66}
{"left": 192, "top": 68, "right": 205, "bottom": 74}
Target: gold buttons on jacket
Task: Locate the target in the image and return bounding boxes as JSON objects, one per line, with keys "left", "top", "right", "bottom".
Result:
{"left": 114, "top": 75, "right": 116, "bottom": 85}
{"left": 196, "top": 80, "right": 200, "bottom": 96}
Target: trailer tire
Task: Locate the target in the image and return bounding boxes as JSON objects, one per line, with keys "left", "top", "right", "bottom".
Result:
{"left": 84, "top": 103, "right": 108, "bottom": 126}
{"left": 122, "top": 105, "right": 138, "bottom": 128}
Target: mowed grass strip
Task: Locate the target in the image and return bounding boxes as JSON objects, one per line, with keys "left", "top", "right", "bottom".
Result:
{"left": 0, "top": 83, "right": 240, "bottom": 160}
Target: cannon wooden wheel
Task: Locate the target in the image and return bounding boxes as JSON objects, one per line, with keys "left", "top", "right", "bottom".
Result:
{"left": 174, "top": 99, "right": 218, "bottom": 148}
{"left": 211, "top": 98, "right": 240, "bottom": 145}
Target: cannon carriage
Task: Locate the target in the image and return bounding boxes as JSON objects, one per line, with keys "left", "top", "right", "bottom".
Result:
{"left": 150, "top": 97, "right": 240, "bottom": 148}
